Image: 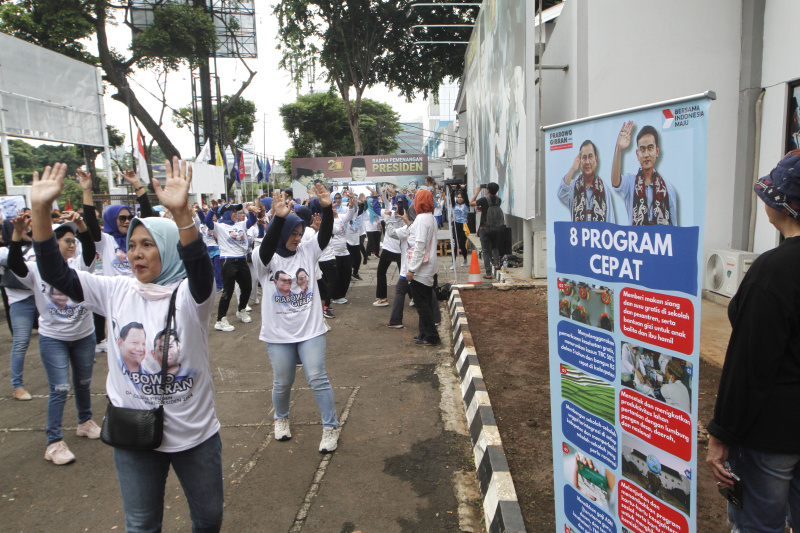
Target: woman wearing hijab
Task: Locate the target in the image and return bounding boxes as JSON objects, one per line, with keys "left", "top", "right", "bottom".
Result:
{"left": 253, "top": 183, "right": 340, "bottom": 453}
{"left": 330, "top": 190, "right": 357, "bottom": 305}
{"left": 30, "top": 160, "right": 222, "bottom": 532}
{"left": 405, "top": 189, "right": 441, "bottom": 346}
{"left": 0, "top": 207, "right": 36, "bottom": 400}
{"left": 7, "top": 212, "right": 99, "bottom": 465}
{"left": 363, "top": 189, "right": 382, "bottom": 262}
{"left": 375, "top": 193, "right": 404, "bottom": 308}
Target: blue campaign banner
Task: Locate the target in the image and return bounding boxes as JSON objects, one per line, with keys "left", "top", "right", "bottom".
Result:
{"left": 554, "top": 221, "right": 700, "bottom": 295}
{"left": 545, "top": 94, "right": 711, "bottom": 533}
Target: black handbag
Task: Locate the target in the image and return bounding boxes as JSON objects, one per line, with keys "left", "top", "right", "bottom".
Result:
{"left": 100, "top": 284, "right": 180, "bottom": 450}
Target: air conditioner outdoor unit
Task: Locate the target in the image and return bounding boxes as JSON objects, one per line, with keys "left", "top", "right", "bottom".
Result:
{"left": 705, "top": 249, "right": 759, "bottom": 298}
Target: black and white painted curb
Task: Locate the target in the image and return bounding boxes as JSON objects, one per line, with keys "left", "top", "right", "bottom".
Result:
{"left": 448, "top": 284, "right": 526, "bottom": 533}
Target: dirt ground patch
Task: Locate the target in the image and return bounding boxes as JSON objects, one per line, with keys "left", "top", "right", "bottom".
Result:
{"left": 459, "top": 286, "right": 730, "bottom": 532}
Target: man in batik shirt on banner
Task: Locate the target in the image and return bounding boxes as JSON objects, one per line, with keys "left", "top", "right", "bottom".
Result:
{"left": 611, "top": 122, "right": 678, "bottom": 226}
{"left": 558, "top": 140, "right": 615, "bottom": 223}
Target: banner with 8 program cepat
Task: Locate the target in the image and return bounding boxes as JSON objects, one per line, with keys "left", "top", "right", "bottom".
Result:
{"left": 544, "top": 93, "right": 713, "bottom": 533}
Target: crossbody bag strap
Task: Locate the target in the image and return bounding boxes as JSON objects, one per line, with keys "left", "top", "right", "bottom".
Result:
{"left": 158, "top": 282, "right": 181, "bottom": 407}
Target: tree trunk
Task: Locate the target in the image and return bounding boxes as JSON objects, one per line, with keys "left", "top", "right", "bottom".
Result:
{"left": 93, "top": 4, "right": 182, "bottom": 161}
{"left": 81, "top": 145, "right": 102, "bottom": 194}
{"left": 337, "top": 79, "right": 365, "bottom": 156}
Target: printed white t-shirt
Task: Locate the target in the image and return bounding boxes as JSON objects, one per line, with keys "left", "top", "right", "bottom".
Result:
{"left": 75, "top": 272, "right": 219, "bottom": 452}
{"left": 0, "top": 244, "right": 35, "bottom": 304}
{"left": 253, "top": 237, "right": 326, "bottom": 344}
{"left": 381, "top": 210, "right": 402, "bottom": 254}
{"left": 20, "top": 255, "right": 94, "bottom": 341}
{"left": 213, "top": 221, "right": 249, "bottom": 258}
{"left": 96, "top": 232, "right": 132, "bottom": 277}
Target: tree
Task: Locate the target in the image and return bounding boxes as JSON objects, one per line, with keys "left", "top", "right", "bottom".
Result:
{"left": 0, "top": 1, "right": 256, "bottom": 166}
{"left": 172, "top": 95, "right": 257, "bottom": 150}
{"left": 274, "top": 0, "right": 476, "bottom": 155}
{"left": 280, "top": 91, "right": 402, "bottom": 160}
{"left": 0, "top": 139, "right": 84, "bottom": 193}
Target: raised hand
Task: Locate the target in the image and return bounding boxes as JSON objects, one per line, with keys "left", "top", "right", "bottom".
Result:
{"left": 310, "top": 213, "right": 321, "bottom": 232}
{"left": 315, "top": 181, "right": 332, "bottom": 207}
{"left": 31, "top": 163, "right": 67, "bottom": 209}
{"left": 76, "top": 168, "right": 93, "bottom": 191}
{"left": 617, "top": 121, "right": 634, "bottom": 150}
{"left": 272, "top": 189, "right": 290, "bottom": 218}
{"left": 12, "top": 212, "right": 31, "bottom": 235}
{"left": 152, "top": 157, "right": 192, "bottom": 215}
{"left": 121, "top": 168, "right": 141, "bottom": 187}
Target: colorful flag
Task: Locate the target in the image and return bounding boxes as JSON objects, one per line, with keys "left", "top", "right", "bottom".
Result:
{"left": 218, "top": 143, "right": 229, "bottom": 179}
{"left": 238, "top": 151, "right": 246, "bottom": 184}
{"left": 232, "top": 150, "right": 240, "bottom": 184}
{"left": 256, "top": 156, "right": 264, "bottom": 183}
{"left": 251, "top": 154, "right": 259, "bottom": 184}
{"left": 65, "top": 199, "right": 73, "bottom": 211}
{"left": 137, "top": 129, "right": 149, "bottom": 184}
{"left": 265, "top": 157, "right": 272, "bottom": 183}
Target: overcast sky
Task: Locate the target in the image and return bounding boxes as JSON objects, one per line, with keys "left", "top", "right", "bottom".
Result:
{"left": 97, "top": 6, "right": 425, "bottom": 162}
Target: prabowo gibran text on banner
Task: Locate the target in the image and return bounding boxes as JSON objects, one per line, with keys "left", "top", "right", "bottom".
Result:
{"left": 544, "top": 93, "right": 713, "bottom": 533}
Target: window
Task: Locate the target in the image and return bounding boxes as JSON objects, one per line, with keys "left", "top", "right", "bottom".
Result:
{"left": 786, "top": 82, "right": 800, "bottom": 153}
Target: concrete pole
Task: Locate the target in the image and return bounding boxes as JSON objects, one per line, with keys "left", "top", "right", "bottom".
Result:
{"left": 522, "top": 217, "right": 533, "bottom": 278}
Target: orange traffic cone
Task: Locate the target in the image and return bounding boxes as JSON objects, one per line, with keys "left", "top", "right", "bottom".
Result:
{"left": 468, "top": 250, "right": 482, "bottom": 284}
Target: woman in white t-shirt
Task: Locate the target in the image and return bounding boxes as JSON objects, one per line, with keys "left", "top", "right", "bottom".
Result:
{"left": 405, "top": 189, "right": 441, "bottom": 346}
{"left": 30, "top": 160, "right": 223, "bottom": 532}
{"left": 8, "top": 213, "right": 99, "bottom": 465}
{"left": 253, "top": 183, "right": 340, "bottom": 453}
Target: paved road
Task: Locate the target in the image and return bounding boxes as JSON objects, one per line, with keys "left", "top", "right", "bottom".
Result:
{"left": 0, "top": 256, "right": 483, "bottom": 532}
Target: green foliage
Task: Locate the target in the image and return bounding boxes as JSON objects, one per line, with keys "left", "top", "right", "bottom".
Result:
{"left": 172, "top": 95, "right": 256, "bottom": 149}
{"left": 130, "top": 3, "right": 217, "bottom": 71}
{"left": 0, "top": 139, "right": 85, "bottom": 194}
{"left": 280, "top": 91, "right": 402, "bottom": 159}
{"left": 0, "top": 0, "right": 98, "bottom": 64}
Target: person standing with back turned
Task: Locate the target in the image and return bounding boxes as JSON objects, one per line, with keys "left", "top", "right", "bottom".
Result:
{"left": 707, "top": 150, "right": 800, "bottom": 532}
{"left": 470, "top": 182, "right": 504, "bottom": 279}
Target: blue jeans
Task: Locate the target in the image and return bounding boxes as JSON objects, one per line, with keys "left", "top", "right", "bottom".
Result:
{"left": 9, "top": 295, "right": 36, "bottom": 390}
{"left": 113, "top": 433, "right": 224, "bottom": 533}
{"left": 727, "top": 445, "right": 800, "bottom": 532}
{"left": 267, "top": 334, "right": 338, "bottom": 428}
{"left": 38, "top": 333, "right": 96, "bottom": 444}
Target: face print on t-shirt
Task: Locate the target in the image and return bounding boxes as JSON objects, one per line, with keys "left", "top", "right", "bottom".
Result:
{"left": 271, "top": 269, "right": 314, "bottom": 310}
{"left": 115, "top": 321, "right": 195, "bottom": 395}
{"left": 41, "top": 283, "right": 88, "bottom": 320}
{"left": 112, "top": 247, "right": 131, "bottom": 275}
{"left": 228, "top": 229, "right": 246, "bottom": 245}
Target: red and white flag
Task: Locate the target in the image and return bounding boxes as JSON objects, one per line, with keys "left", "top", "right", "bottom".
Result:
{"left": 137, "top": 129, "right": 149, "bottom": 184}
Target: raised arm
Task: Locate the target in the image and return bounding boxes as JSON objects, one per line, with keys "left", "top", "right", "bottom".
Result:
{"left": 315, "top": 182, "right": 333, "bottom": 249}
{"left": 30, "top": 163, "right": 86, "bottom": 302}
{"left": 7, "top": 214, "right": 31, "bottom": 278}
{"left": 122, "top": 169, "right": 154, "bottom": 218}
{"left": 152, "top": 157, "right": 212, "bottom": 303}
{"left": 611, "top": 121, "right": 634, "bottom": 188}
{"left": 77, "top": 169, "right": 102, "bottom": 242}
{"left": 258, "top": 189, "right": 289, "bottom": 266}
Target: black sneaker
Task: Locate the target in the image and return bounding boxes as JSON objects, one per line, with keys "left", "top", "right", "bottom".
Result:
{"left": 323, "top": 307, "right": 335, "bottom": 319}
{"left": 352, "top": 273, "right": 362, "bottom": 281}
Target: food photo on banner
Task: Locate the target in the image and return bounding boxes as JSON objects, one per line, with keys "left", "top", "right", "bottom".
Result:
{"left": 290, "top": 155, "right": 428, "bottom": 201}
{"left": 544, "top": 92, "right": 713, "bottom": 533}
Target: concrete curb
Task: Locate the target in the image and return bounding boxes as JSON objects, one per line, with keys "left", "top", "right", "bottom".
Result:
{"left": 447, "top": 284, "right": 526, "bottom": 533}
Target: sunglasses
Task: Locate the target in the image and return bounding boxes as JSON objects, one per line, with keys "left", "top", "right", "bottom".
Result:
{"left": 117, "top": 215, "right": 134, "bottom": 222}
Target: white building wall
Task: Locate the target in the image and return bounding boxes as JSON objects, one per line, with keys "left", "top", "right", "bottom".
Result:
{"left": 753, "top": 0, "right": 800, "bottom": 253}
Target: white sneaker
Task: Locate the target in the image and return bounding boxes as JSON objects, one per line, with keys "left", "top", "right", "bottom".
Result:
{"left": 253, "top": 298, "right": 260, "bottom": 305}
{"left": 44, "top": 441, "right": 76, "bottom": 465}
{"left": 76, "top": 419, "right": 101, "bottom": 439}
{"left": 274, "top": 418, "right": 292, "bottom": 441}
{"left": 215, "top": 318, "right": 235, "bottom": 331}
{"left": 373, "top": 298, "right": 389, "bottom": 307}
{"left": 319, "top": 427, "right": 340, "bottom": 453}
{"left": 332, "top": 298, "right": 348, "bottom": 305}
{"left": 409, "top": 300, "right": 416, "bottom": 307}
{"left": 449, "top": 265, "right": 456, "bottom": 270}
{"left": 236, "top": 310, "right": 252, "bottom": 323}
{"left": 244, "top": 305, "right": 252, "bottom": 312}
{"left": 95, "top": 340, "right": 107, "bottom": 354}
